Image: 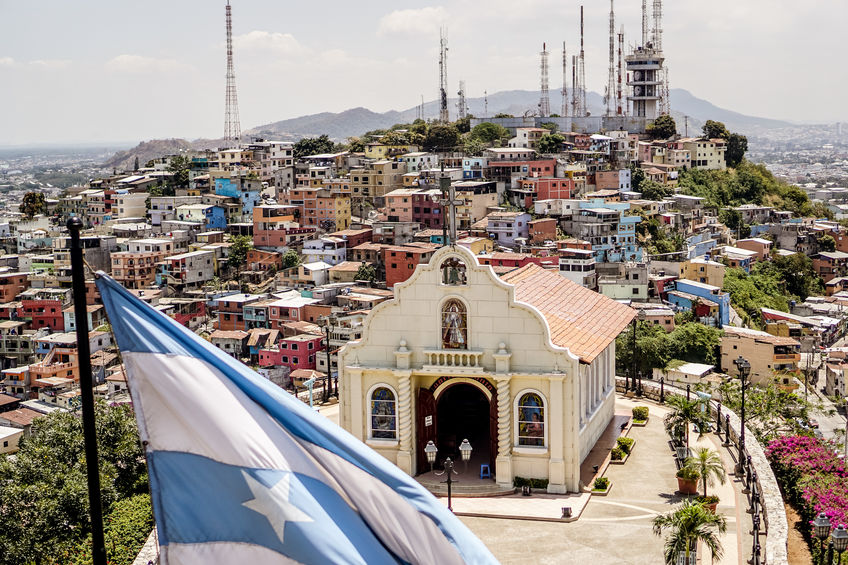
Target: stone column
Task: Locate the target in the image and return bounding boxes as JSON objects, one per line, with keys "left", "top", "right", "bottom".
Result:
{"left": 547, "top": 373, "right": 567, "bottom": 493}
{"left": 495, "top": 375, "right": 513, "bottom": 488}
{"left": 396, "top": 372, "right": 413, "bottom": 475}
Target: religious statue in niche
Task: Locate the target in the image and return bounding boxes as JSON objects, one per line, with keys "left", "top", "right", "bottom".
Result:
{"left": 441, "top": 257, "right": 467, "bottom": 286}
{"left": 441, "top": 299, "right": 468, "bottom": 350}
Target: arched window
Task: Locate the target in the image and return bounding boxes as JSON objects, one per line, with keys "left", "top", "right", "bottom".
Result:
{"left": 370, "top": 387, "right": 397, "bottom": 440}
{"left": 441, "top": 299, "right": 468, "bottom": 350}
{"left": 517, "top": 392, "right": 545, "bottom": 447}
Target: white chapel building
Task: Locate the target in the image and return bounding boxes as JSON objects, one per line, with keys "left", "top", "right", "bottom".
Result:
{"left": 338, "top": 246, "right": 634, "bottom": 493}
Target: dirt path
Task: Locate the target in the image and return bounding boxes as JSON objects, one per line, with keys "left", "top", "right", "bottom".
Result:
{"left": 785, "top": 503, "right": 813, "bottom": 565}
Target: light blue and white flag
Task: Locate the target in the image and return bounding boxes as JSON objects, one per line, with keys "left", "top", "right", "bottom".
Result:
{"left": 96, "top": 274, "right": 498, "bottom": 565}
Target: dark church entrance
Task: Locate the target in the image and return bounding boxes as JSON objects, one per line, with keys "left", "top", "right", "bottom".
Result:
{"left": 415, "top": 382, "right": 497, "bottom": 476}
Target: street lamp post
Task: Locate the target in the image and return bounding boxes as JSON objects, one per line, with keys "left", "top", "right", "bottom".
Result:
{"left": 434, "top": 439, "right": 473, "bottom": 512}
{"left": 425, "top": 440, "right": 438, "bottom": 473}
{"left": 636, "top": 309, "right": 646, "bottom": 395}
{"left": 832, "top": 525, "right": 848, "bottom": 565}
{"left": 318, "top": 314, "right": 339, "bottom": 402}
{"left": 814, "top": 513, "right": 832, "bottom": 565}
{"left": 734, "top": 355, "right": 751, "bottom": 475}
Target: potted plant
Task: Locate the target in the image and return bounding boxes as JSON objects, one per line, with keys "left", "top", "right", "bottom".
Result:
{"left": 685, "top": 447, "right": 727, "bottom": 510}
{"left": 695, "top": 495, "right": 720, "bottom": 513}
{"left": 676, "top": 467, "right": 700, "bottom": 495}
{"left": 617, "top": 436, "right": 635, "bottom": 455}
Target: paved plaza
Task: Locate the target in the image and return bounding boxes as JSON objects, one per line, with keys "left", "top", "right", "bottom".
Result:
{"left": 316, "top": 394, "right": 754, "bottom": 564}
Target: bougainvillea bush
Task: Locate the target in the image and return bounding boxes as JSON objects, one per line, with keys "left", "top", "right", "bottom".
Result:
{"left": 767, "top": 435, "right": 848, "bottom": 557}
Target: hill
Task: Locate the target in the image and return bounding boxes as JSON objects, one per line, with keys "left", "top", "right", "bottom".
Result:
{"left": 102, "top": 138, "right": 224, "bottom": 171}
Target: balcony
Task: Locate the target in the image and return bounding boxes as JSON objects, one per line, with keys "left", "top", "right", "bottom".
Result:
{"left": 422, "top": 349, "right": 485, "bottom": 372}
{"left": 774, "top": 353, "right": 800, "bottom": 362}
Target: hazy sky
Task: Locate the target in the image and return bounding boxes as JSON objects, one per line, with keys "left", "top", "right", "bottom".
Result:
{"left": 1, "top": 0, "right": 844, "bottom": 145}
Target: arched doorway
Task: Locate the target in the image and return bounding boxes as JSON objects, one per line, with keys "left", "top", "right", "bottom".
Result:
{"left": 435, "top": 383, "right": 491, "bottom": 472}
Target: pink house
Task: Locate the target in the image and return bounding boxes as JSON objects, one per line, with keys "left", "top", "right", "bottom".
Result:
{"left": 258, "top": 333, "right": 324, "bottom": 371}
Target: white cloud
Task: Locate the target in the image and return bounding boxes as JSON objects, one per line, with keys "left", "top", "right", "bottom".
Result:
{"left": 377, "top": 7, "right": 448, "bottom": 37}
{"left": 105, "top": 54, "right": 191, "bottom": 73}
{"left": 233, "top": 30, "right": 307, "bottom": 56}
{"left": 29, "top": 59, "right": 71, "bottom": 69}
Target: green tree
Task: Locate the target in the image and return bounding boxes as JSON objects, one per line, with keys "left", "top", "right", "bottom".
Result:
{"left": 493, "top": 113, "right": 514, "bottom": 118}
{"left": 167, "top": 155, "right": 192, "bottom": 188}
{"left": 663, "top": 395, "right": 710, "bottom": 447}
{"left": 461, "top": 135, "right": 486, "bottom": 155}
{"left": 725, "top": 133, "right": 748, "bottom": 168}
{"left": 630, "top": 164, "right": 646, "bottom": 193}
{"left": 0, "top": 402, "right": 147, "bottom": 565}
{"left": 20, "top": 191, "right": 46, "bottom": 218}
{"left": 702, "top": 119, "right": 730, "bottom": 140}
{"left": 646, "top": 114, "right": 677, "bottom": 139}
{"left": 228, "top": 235, "right": 253, "bottom": 268}
{"left": 539, "top": 122, "right": 558, "bottom": 133}
{"left": 652, "top": 499, "right": 727, "bottom": 565}
{"left": 667, "top": 323, "right": 722, "bottom": 365}
{"left": 70, "top": 494, "right": 154, "bottom": 565}
{"left": 718, "top": 378, "right": 821, "bottom": 441}
{"left": 537, "top": 133, "right": 565, "bottom": 154}
{"left": 638, "top": 179, "right": 673, "bottom": 201}
{"left": 346, "top": 136, "right": 366, "bottom": 153}
{"left": 454, "top": 115, "right": 473, "bottom": 134}
{"left": 293, "top": 134, "right": 336, "bottom": 158}
{"left": 133, "top": 155, "right": 139, "bottom": 172}
{"left": 819, "top": 234, "right": 836, "bottom": 252}
{"left": 684, "top": 447, "right": 727, "bottom": 498}
{"left": 282, "top": 249, "right": 301, "bottom": 269}
{"left": 423, "top": 123, "right": 461, "bottom": 151}
{"left": 615, "top": 321, "right": 671, "bottom": 378}
{"left": 469, "top": 122, "right": 510, "bottom": 145}
{"left": 355, "top": 263, "right": 377, "bottom": 283}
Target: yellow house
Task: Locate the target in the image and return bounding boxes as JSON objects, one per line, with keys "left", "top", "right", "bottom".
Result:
{"left": 681, "top": 257, "right": 726, "bottom": 287}
{"left": 0, "top": 425, "right": 23, "bottom": 454}
{"left": 721, "top": 326, "right": 801, "bottom": 385}
{"left": 456, "top": 236, "right": 495, "bottom": 255}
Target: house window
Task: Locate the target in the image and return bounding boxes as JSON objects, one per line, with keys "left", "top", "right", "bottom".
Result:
{"left": 516, "top": 391, "right": 545, "bottom": 447}
{"left": 369, "top": 386, "right": 397, "bottom": 439}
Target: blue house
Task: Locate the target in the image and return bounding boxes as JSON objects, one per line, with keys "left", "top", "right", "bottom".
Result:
{"left": 668, "top": 279, "right": 730, "bottom": 327}
{"left": 204, "top": 205, "right": 228, "bottom": 231}
{"left": 462, "top": 157, "right": 486, "bottom": 179}
{"left": 215, "top": 176, "right": 262, "bottom": 221}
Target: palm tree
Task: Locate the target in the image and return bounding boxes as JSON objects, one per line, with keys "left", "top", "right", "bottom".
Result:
{"left": 663, "top": 395, "right": 710, "bottom": 448}
{"left": 685, "top": 447, "right": 727, "bottom": 498}
{"left": 653, "top": 499, "right": 728, "bottom": 564}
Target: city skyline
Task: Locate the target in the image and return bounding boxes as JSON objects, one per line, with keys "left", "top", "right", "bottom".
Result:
{"left": 0, "top": 0, "right": 845, "bottom": 145}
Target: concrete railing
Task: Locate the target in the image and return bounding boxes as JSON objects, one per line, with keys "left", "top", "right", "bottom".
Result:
{"left": 616, "top": 377, "right": 789, "bottom": 565}
{"left": 423, "top": 349, "right": 485, "bottom": 369}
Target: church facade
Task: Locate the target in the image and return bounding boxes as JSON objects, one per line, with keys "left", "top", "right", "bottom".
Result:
{"left": 338, "top": 246, "right": 634, "bottom": 493}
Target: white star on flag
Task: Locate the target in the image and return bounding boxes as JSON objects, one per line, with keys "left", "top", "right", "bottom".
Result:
{"left": 241, "top": 470, "right": 313, "bottom": 543}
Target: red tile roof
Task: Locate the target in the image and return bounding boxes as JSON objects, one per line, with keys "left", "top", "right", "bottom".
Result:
{"left": 501, "top": 264, "right": 636, "bottom": 363}
{"left": 0, "top": 407, "right": 43, "bottom": 427}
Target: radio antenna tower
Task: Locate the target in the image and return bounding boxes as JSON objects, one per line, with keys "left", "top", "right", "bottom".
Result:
{"left": 571, "top": 55, "right": 579, "bottom": 117}
{"left": 439, "top": 27, "right": 449, "bottom": 123}
{"left": 561, "top": 42, "right": 568, "bottom": 117}
{"left": 539, "top": 43, "right": 550, "bottom": 117}
{"left": 457, "top": 81, "right": 468, "bottom": 120}
{"left": 223, "top": 0, "right": 241, "bottom": 143}
{"left": 641, "top": 0, "right": 649, "bottom": 47}
{"left": 605, "top": 0, "right": 616, "bottom": 116}
{"left": 578, "top": 5, "right": 587, "bottom": 117}
{"left": 652, "top": 0, "right": 663, "bottom": 52}
{"left": 662, "top": 68, "right": 671, "bottom": 115}
{"left": 616, "top": 28, "right": 625, "bottom": 116}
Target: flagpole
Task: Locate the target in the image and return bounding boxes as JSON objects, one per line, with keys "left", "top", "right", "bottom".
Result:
{"left": 67, "top": 217, "right": 108, "bottom": 565}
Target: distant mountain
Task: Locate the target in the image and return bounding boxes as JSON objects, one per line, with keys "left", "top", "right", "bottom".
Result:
{"left": 245, "top": 88, "right": 793, "bottom": 141}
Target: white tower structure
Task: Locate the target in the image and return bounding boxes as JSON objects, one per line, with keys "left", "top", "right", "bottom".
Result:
{"left": 223, "top": 0, "right": 241, "bottom": 143}
{"left": 626, "top": 0, "right": 666, "bottom": 118}
{"left": 561, "top": 42, "right": 569, "bottom": 117}
{"left": 605, "top": 0, "right": 616, "bottom": 116}
{"left": 457, "top": 81, "right": 468, "bottom": 120}
{"left": 539, "top": 43, "right": 551, "bottom": 117}
{"left": 439, "top": 28, "right": 450, "bottom": 123}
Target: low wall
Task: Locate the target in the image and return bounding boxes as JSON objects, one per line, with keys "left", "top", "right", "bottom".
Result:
{"left": 616, "top": 377, "right": 788, "bottom": 565}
